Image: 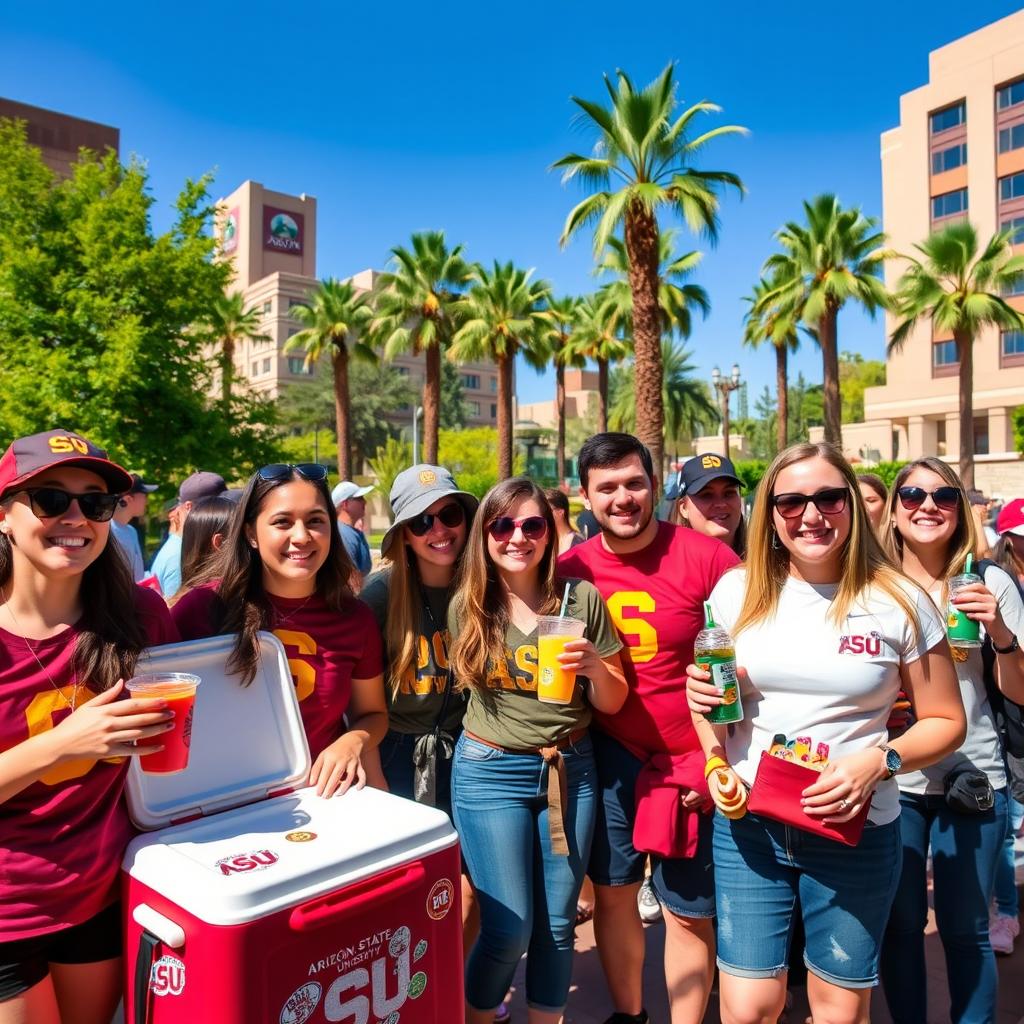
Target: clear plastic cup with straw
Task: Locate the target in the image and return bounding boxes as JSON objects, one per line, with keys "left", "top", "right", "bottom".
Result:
{"left": 948, "top": 554, "right": 982, "bottom": 649}
{"left": 537, "top": 583, "right": 584, "bottom": 705}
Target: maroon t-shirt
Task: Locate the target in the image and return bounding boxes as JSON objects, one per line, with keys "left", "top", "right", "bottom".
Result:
{"left": 0, "top": 586, "right": 178, "bottom": 939}
{"left": 558, "top": 521, "right": 739, "bottom": 759}
{"left": 172, "top": 585, "right": 383, "bottom": 761}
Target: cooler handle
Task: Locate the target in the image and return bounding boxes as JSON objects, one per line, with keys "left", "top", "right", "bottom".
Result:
{"left": 133, "top": 930, "right": 160, "bottom": 1024}
{"left": 289, "top": 861, "right": 426, "bottom": 932}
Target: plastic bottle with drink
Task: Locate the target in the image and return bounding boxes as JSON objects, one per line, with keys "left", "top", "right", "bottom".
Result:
{"left": 947, "top": 554, "right": 982, "bottom": 649}
{"left": 695, "top": 603, "right": 743, "bottom": 725}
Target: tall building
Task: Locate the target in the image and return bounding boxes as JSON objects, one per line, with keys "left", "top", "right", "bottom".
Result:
{"left": 214, "top": 181, "right": 498, "bottom": 430}
{"left": 0, "top": 98, "right": 118, "bottom": 177}
{"left": 838, "top": 12, "right": 1024, "bottom": 493}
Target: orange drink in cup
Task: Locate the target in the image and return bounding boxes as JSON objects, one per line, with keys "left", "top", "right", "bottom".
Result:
{"left": 536, "top": 616, "right": 586, "bottom": 704}
{"left": 126, "top": 673, "right": 200, "bottom": 774}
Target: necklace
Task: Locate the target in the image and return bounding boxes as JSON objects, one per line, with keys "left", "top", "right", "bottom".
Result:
{"left": 1, "top": 589, "right": 78, "bottom": 711}
{"left": 270, "top": 592, "right": 315, "bottom": 628}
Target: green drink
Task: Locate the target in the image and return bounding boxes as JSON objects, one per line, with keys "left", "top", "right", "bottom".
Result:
{"left": 947, "top": 571, "right": 982, "bottom": 648}
{"left": 695, "top": 603, "right": 743, "bottom": 725}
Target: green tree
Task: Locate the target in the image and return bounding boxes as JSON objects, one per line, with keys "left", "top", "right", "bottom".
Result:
{"left": 368, "top": 437, "right": 412, "bottom": 519}
{"left": 0, "top": 119, "right": 276, "bottom": 484}
{"left": 785, "top": 372, "right": 823, "bottom": 443}
{"left": 763, "top": 194, "right": 889, "bottom": 446}
{"left": 284, "top": 278, "right": 374, "bottom": 479}
{"left": 838, "top": 351, "right": 886, "bottom": 424}
{"left": 889, "top": 222, "right": 1024, "bottom": 487}
{"left": 450, "top": 262, "right": 551, "bottom": 479}
{"left": 438, "top": 426, "right": 525, "bottom": 499}
{"left": 743, "top": 275, "right": 802, "bottom": 451}
{"left": 1015, "top": 406, "right": 1024, "bottom": 455}
{"left": 207, "top": 291, "right": 270, "bottom": 410}
{"left": 370, "top": 231, "right": 471, "bottom": 465}
{"left": 440, "top": 357, "right": 468, "bottom": 430}
{"left": 537, "top": 295, "right": 584, "bottom": 484}
{"left": 569, "top": 291, "right": 630, "bottom": 431}
{"left": 555, "top": 63, "right": 746, "bottom": 476}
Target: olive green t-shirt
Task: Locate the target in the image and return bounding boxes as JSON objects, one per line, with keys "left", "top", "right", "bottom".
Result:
{"left": 360, "top": 570, "right": 466, "bottom": 735}
{"left": 450, "top": 578, "right": 622, "bottom": 749}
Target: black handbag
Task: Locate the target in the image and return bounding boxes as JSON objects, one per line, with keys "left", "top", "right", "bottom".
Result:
{"left": 944, "top": 764, "right": 995, "bottom": 815}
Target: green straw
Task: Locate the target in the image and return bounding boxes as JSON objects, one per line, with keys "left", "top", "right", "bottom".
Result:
{"left": 704, "top": 602, "right": 715, "bottom": 629}
{"left": 965, "top": 553, "right": 973, "bottom": 575}
{"left": 559, "top": 581, "right": 571, "bottom": 618}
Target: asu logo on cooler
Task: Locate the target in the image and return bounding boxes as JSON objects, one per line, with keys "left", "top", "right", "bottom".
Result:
{"left": 216, "top": 849, "right": 280, "bottom": 875}
{"left": 47, "top": 435, "right": 90, "bottom": 455}
{"left": 700, "top": 454, "right": 723, "bottom": 469}
{"left": 150, "top": 955, "right": 186, "bottom": 997}
{"left": 426, "top": 878, "right": 455, "bottom": 920}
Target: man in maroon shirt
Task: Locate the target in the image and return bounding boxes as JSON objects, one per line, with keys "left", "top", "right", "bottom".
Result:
{"left": 560, "top": 434, "right": 738, "bottom": 1024}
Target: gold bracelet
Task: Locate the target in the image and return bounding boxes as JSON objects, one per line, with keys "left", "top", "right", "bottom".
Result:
{"left": 704, "top": 755, "right": 729, "bottom": 779}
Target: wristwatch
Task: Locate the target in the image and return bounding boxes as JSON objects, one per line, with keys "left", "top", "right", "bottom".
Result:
{"left": 992, "top": 634, "right": 1020, "bottom": 655}
{"left": 880, "top": 744, "right": 902, "bottom": 780}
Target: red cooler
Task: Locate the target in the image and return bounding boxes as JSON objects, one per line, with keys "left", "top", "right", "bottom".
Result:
{"left": 121, "top": 633, "right": 463, "bottom": 1024}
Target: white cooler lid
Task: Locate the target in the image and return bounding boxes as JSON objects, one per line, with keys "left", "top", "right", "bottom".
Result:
{"left": 124, "top": 786, "right": 458, "bottom": 925}
{"left": 125, "top": 633, "right": 310, "bottom": 830}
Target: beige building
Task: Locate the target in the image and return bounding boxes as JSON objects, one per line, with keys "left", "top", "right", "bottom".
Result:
{"left": 214, "top": 180, "right": 498, "bottom": 430}
{"left": 835, "top": 12, "right": 1024, "bottom": 493}
{"left": 518, "top": 368, "right": 601, "bottom": 428}
{"left": 0, "top": 97, "right": 119, "bottom": 178}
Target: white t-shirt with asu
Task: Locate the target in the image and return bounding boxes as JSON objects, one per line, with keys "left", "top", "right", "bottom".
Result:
{"left": 709, "top": 569, "right": 946, "bottom": 826}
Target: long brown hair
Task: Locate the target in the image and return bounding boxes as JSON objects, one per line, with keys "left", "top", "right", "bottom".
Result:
{"left": 734, "top": 442, "right": 918, "bottom": 636}
{"left": 881, "top": 458, "right": 978, "bottom": 588}
{"left": 171, "top": 495, "right": 236, "bottom": 607}
{"left": 450, "top": 478, "right": 560, "bottom": 691}
{"left": 207, "top": 469, "right": 355, "bottom": 685}
{"left": 992, "top": 533, "right": 1024, "bottom": 585}
{"left": 0, "top": 494, "right": 147, "bottom": 691}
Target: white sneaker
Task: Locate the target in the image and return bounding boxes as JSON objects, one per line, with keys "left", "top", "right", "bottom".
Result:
{"left": 989, "top": 913, "right": 1020, "bottom": 955}
{"left": 637, "top": 878, "right": 663, "bottom": 923}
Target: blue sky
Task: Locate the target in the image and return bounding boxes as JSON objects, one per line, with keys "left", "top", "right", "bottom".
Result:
{"left": 2, "top": 1, "right": 1021, "bottom": 407}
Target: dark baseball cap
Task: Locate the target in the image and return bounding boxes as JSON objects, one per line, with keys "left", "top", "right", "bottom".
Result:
{"left": 679, "top": 453, "right": 742, "bottom": 498}
{"left": 177, "top": 471, "right": 226, "bottom": 505}
{"left": 128, "top": 473, "right": 158, "bottom": 495}
{"left": 0, "top": 429, "right": 132, "bottom": 496}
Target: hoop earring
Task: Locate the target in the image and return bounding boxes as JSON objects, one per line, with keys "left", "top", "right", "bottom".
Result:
{"left": 771, "top": 532, "right": 781, "bottom": 550}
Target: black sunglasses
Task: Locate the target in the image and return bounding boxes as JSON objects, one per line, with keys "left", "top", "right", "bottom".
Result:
{"left": 772, "top": 487, "right": 849, "bottom": 520}
{"left": 17, "top": 487, "right": 121, "bottom": 522}
{"left": 896, "top": 485, "right": 961, "bottom": 513}
{"left": 257, "top": 463, "right": 328, "bottom": 483}
{"left": 487, "top": 515, "right": 548, "bottom": 542}
{"left": 407, "top": 502, "right": 465, "bottom": 537}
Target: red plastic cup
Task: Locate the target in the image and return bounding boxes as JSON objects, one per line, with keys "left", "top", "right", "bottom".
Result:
{"left": 126, "top": 673, "right": 200, "bottom": 774}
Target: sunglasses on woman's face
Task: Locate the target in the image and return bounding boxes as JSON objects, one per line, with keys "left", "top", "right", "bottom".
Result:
{"left": 771, "top": 486, "right": 849, "bottom": 520}
{"left": 896, "top": 485, "right": 961, "bottom": 512}
{"left": 16, "top": 487, "right": 121, "bottom": 522}
{"left": 406, "top": 502, "right": 465, "bottom": 537}
{"left": 486, "top": 515, "right": 548, "bottom": 542}
{"left": 257, "top": 463, "right": 328, "bottom": 483}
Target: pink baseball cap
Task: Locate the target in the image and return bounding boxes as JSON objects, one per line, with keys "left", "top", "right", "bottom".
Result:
{"left": 996, "top": 498, "right": 1024, "bottom": 538}
{"left": 0, "top": 429, "right": 132, "bottom": 497}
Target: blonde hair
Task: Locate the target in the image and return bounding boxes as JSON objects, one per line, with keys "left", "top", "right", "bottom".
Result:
{"left": 735, "top": 442, "right": 919, "bottom": 636}
{"left": 449, "top": 478, "right": 561, "bottom": 691}
{"left": 881, "top": 458, "right": 978, "bottom": 593}
{"left": 380, "top": 553, "right": 422, "bottom": 696}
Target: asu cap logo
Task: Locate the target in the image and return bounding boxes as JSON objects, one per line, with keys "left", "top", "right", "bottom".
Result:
{"left": 701, "top": 454, "right": 723, "bottom": 470}
{"left": 48, "top": 435, "right": 90, "bottom": 455}
{"left": 0, "top": 428, "right": 133, "bottom": 496}
{"left": 418, "top": 469, "right": 437, "bottom": 486}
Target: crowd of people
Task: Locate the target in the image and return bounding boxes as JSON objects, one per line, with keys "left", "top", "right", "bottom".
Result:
{"left": 0, "top": 426, "right": 1022, "bottom": 1024}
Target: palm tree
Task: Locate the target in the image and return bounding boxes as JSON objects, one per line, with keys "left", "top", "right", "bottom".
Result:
{"left": 536, "top": 295, "right": 584, "bottom": 486}
{"left": 609, "top": 339, "right": 718, "bottom": 446}
{"left": 743, "top": 276, "right": 802, "bottom": 452}
{"left": 284, "top": 278, "right": 375, "bottom": 479}
{"left": 569, "top": 292, "right": 631, "bottom": 431}
{"left": 449, "top": 262, "right": 551, "bottom": 479}
{"left": 555, "top": 62, "right": 746, "bottom": 477}
{"left": 763, "top": 194, "right": 888, "bottom": 447}
{"left": 369, "top": 231, "right": 471, "bottom": 464}
{"left": 889, "top": 222, "right": 1024, "bottom": 488}
{"left": 208, "top": 292, "right": 270, "bottom": 409}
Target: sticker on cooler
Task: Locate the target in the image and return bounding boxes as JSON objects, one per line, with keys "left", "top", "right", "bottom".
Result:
{"left": 150, "top": 955, "right": 186, "bottom": 997}
{"left": 216, "top": 849, "right": 279, "bottom": 875}
{"left": 426, "top": 878, "right": 454, "bottom": 920}
{"left": 281, "top": 982, "right": 323, "bottom": 1024}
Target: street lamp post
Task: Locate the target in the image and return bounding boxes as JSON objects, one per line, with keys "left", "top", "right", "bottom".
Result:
{"left": 711, "top": 363, "right": 742, "bottom": 457}
{"left": 411, "top": 405, "right": 424, "bottom": 465}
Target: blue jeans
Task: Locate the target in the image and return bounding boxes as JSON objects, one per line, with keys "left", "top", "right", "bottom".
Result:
{"left": 712, "top": 811, "right": 902, "bottom": 988}
{"left": 451, "top": 732, "right": 596, "bottom": 1014}
{"left": 881, "top": 788, "right": 1007, "bottom": 1024}
{"left": 992, "top": 792, "right": 1023, "bottom": 917}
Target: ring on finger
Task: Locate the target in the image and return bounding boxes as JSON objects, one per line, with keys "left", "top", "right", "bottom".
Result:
{"left": 838, "top": 798, "right": 848, "bottom": 810}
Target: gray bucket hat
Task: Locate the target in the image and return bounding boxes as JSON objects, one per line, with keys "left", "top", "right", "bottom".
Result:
{"left": 380, "top": 464, "right": 479, "bottom": 558}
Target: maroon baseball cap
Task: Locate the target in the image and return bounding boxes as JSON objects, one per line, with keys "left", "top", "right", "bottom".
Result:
{"left": 997, "top": 498, "right": 1024, "bottom": 537}
{"left": 0, "top": 429, "right": 132, "bottom": 497}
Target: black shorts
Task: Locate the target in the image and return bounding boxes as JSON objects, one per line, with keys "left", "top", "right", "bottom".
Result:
{"left": 0, "top": 901, "right": 122, "bottom": 1002}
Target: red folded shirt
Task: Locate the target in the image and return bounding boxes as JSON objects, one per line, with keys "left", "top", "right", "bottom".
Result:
{"left": 632, "top": 750, "right": 711, "bottom": 858}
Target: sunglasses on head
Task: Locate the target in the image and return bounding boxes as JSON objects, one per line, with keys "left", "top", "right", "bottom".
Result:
{"left": 772, "top": 487, "right": 849, "bottom": 520}
{"left": 257, "top": 463, "right": 328, "bottom": 483}
{"left": 486, "top": 515, "right": 548, "bottom": 542}
{"left": 897, "top": 485, "right": 961, "bottom": 512}
{"left": 16, "top": 487, "right": 121, "bottom": 522}
{"left": 406, "top": 502, "right": 465, "bottom": 537}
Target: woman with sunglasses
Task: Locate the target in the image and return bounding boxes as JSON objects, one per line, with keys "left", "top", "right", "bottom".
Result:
{"left": 449, "top": 478, "right": 626, "bottom": 1024}
{"left": 879, "top": 459, "right": 1024, "bottom": 1024}
{"left": 0, "top": 430, "right": 179, "bottom": 1024}
{"left": 172, "top": 463, "right": 387, "bottom": 798}
{"left": 686, "top": 442, "right": 964, "bottom": 1024}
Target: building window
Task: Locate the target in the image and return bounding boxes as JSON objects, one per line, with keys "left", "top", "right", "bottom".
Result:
{"left": 931, "top": 143, "right": 967, "bottom": 174}
{"left": 395, "top": 365, "right": 410, "bottom": 376}
{"left": 461, "top": 373, "right": 481, "bottom": 390}
{"left": 490, "top": 403, "right": 497, "bottom": 418}
{"left": 262, "top": 358, "right": 272, "bottom": 374}
{"left": 975, "top": 418, "right": 989, "bottom": 456}
{"left": 930, "top": 101, "right": 965, "bottom": 134}
{"left": 1000, "top": 124, "right": 1024, "bottom": 154}
{"left": 1001, "top": 215, "right": 1024, "bottom": 244}
{"left": 288, "top": 298, "right": 305, "bottom": 309}
{"left": 932, "top": 189, "right": 968, "bottom": 219}
{"left": 286, "top": 327, "right": 300, "bottom": 339}
{"left": 933, "top": 339, "right": 958, "bottom": 367}
{"left": 287, "top": 356, "right": 309, "bottom": 375}
{"left": 251, "top": 361, "right": 259, "bottom": 376}
{"left": 490, "top": 377, "right": 497, "bottom": 392}
{"left": 1003, "top": 275, "right": 1024, "bottom": 296}
{"left": 467, "top": 401, "right": 481, "bottom": 416}
{"left": 262, "top": 301, "right": 272, "bottom": 314}
{"left": 1003, "top": 329, "right": 1024, "bottom": 357}
{"left": 1000, "top": 172, "right": 1024, "bottom": 202}
{"left": 998, "top": 80, "right": 1024, "bottom": 111}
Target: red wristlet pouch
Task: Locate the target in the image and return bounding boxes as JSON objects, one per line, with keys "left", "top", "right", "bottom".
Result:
{"left": 746, "top": 752, "right": 870, "bottom": 847}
